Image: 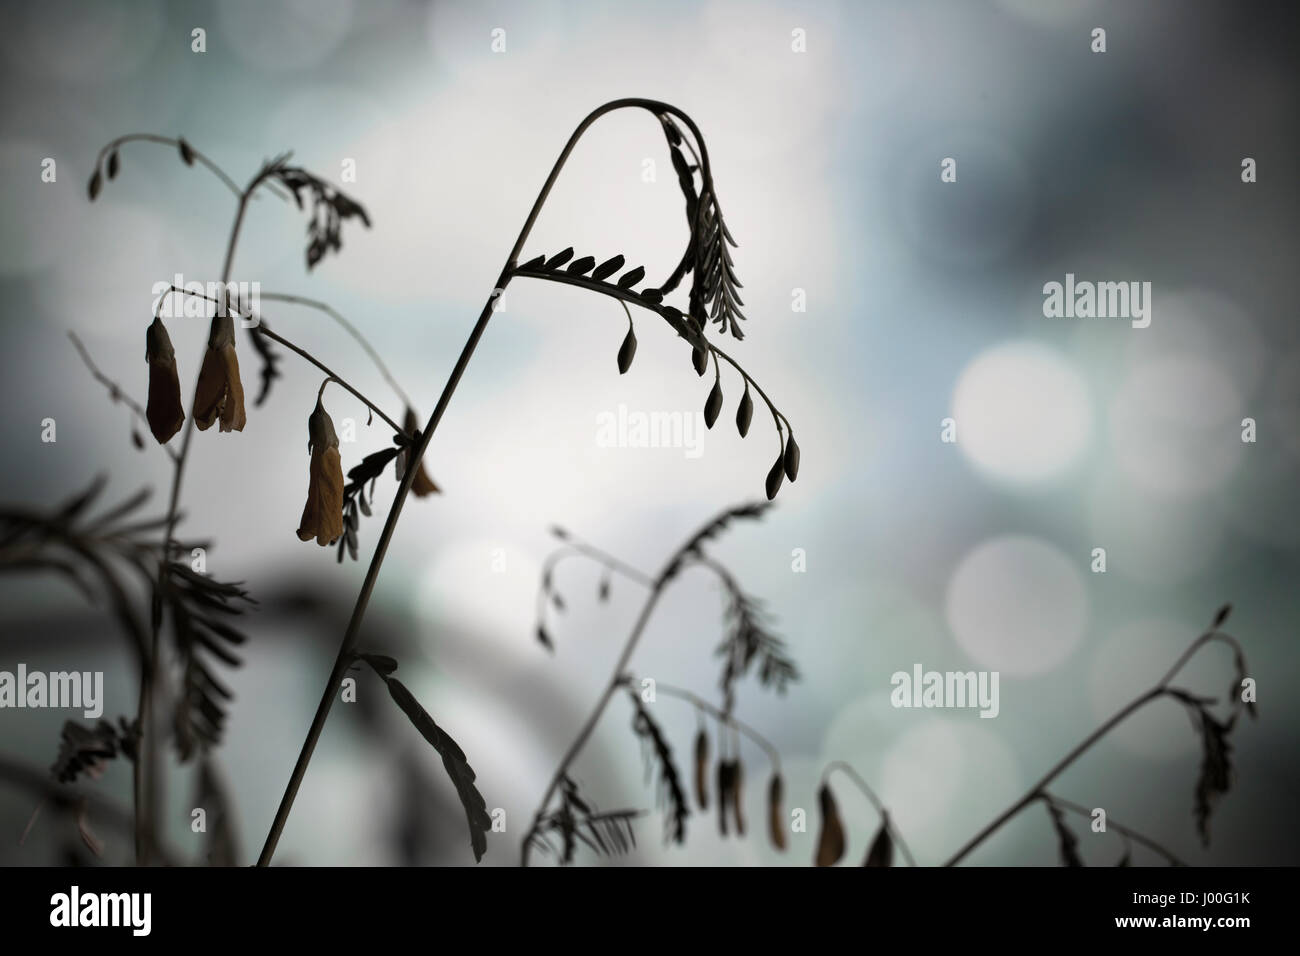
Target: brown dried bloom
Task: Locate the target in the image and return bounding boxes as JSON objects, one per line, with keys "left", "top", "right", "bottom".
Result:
{"left": 145, "top": 317, "right": 184, "bottom": 444}
{"left": 403, "top": 407, "right": 440, "bottom": 497}
{"left": 192, "top": 315, "right": 247, "bottom": 432}
{"left": 297, "top": 397, "right": 344, "bottom": 546}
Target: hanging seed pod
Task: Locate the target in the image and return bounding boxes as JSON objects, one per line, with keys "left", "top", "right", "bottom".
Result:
{"left": 107, "top": 151, "right": 120, "bottom": 180}
{"left": 178, "top": 138, "right": 195, "bottom": 166}
{"left": 736, "top": 385, "right": 753, "bottom": 437}
{"left": 692, "top": 345, "right": 708, "bottom": 376}
{"left": 768, "top": 772, "right": 786, "bottom": 851}
{"left": 87, "top": 167, "right": 102, "bottom": 201}
{"left": 144, "top": 317, "right": 184, "bottom": 444}
{"left": 764, "top": 453, "right": 785, "bottom": 500}
{"left": 296, "top": 397, "right": 344, "bottom": 546}
{"left": 814, "top": 784, "right": 846, "bottom": 866}
{"left": 703, "top": 379, "right": 723, "bottom": 429}
{"left": 730, "top": 759, "right": 746, "bottom": 836}
{"left": 617, "top": 326, "right": 637, "bottom": 374}
{"left": 716, "top": 760, "right": 732, "bottom": 836}
{"left": 693, "top": 729, "right": 709, "bottom": 809}
{"left": 783, "top": 434, "right": 801, "bottom": 482}
{"left": 863, "top": 815, "right": 894, "bottom": 867}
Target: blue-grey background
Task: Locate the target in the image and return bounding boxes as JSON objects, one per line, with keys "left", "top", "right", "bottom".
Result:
{"left": 1, "top": 0, "right": 1296, "bottom": 866}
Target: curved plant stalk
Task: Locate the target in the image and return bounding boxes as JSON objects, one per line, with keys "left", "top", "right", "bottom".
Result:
{"left": 820, "top": 761, "right": 917, "bottom": 867}
{"left": 942, "top": 606, "right": 1251, "bottom": 866}
{"left": 1046, "top": 793, "right": 1186, "bottom": 866}
{"left": 258, "top": 99, "right": 796, "bottom": 866}
{"left": 520, "top": 502, "right": 793, "bottom": 865}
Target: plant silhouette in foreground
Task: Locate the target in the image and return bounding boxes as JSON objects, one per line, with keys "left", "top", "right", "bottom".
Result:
{"left": 522, "top": 502, "right": 798, "bottom": 865}
{"left": 0, "top": 101, "right": 796, "bottom": 865}
{"left": 811, "top": 604, "right": 1253, "bottom": 867}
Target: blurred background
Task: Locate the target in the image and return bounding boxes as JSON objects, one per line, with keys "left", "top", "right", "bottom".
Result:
{"left": 1, "top": 0, "right": 1297, "bottom": 866}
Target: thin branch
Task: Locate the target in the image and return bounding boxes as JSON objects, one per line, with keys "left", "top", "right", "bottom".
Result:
{"left": 66, "top": 333, "right": 179, "bottom": 463}
{"left": 1048, "top": 794, "right": 1187, "bottom": 866}
{"left": 943, "top": 616, "right": 1239, "bottom": 866}
{"left": 258, "top": 292, "right": 414, "bottom": 409}
{"left": 649, "top": 680, "right": 779, "bottom": 771}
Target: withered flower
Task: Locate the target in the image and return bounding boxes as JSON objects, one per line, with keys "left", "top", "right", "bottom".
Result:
{"left": 814, "top": 783, "right": 846, "bottom": 867}
{"left": 403, "top": 407, "right": 440, "bottom": 497}
{"left": 192, "top": 315, "right": 247, "bottom": 432}
{"left": 145, "top": 317, "right": 184, "bottom": 444}
{"left": 297, "top": 397, "right": 344, "bottom": 546}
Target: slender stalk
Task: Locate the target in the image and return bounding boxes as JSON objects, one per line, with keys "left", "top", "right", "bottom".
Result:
{"left": 258, "top": 97, "right": 709, "bottom": 867}
{"left": 258, "top": 292, "right": 414, "bottom": 409}
{"left": 138, "top": 166, "right": 267, "bottom": 865}
{"left": 67, "top": 333, "right": 179, "bottom": 463}
{"left": 821, "top": 760, "right": 917, "bottom": 866}
{"left": 942, "top": 622, "right": 1234, "bottom": 866}
{"left": 652, "top": 681, "right": 779, "bottom": 770}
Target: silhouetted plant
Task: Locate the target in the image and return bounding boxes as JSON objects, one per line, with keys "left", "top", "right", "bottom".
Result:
{"left": 522, "top": 502, "right": 798, "bottom": 865}
{"left": 812, "top": 605, "right": 1251, "bottom": 867}
{"left": 1, "top": 99, "right": 796, "bottom": 866}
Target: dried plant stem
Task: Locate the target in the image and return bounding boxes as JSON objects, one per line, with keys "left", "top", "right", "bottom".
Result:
{"left": 1048, "top": 794, "right": 1186, "bottom": 866}
{"left": 257, "top": 97, "right": 710, "bottom": 867}
{"left": 66, "top": 333, "right": 179, "bottom": 463}
{"left": 942, "top": 628, "right": 1236, "bottom": 866}
{"left": 258, "top": 292, "right": 414, "bottom": 409}
{"left": 821, "top": 761, "right": 917, "bottom": 866}
{"left": 652, "top": 681, "right": 779, "bottom": 770}
{"left": 522, "top": 576, "right": 671, "bottom": 866}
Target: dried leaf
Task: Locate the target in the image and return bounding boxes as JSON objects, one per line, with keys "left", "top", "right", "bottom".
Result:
{"left": 566, "top": 255, "right": 596, "bottom": 276}
{"left": 592, "top": 255, "right": 625, "bottom": 282}
{"left": 618, "top": 265, "right": 645, "bottom": 288}
{"left": 1045, "top": 797, "right": 1084, "bottom": 866}
{"left": 544, "top": 247, "right": 574, "bottom": 270}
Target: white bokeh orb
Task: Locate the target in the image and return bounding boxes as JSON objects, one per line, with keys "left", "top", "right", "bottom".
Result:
{"left": 946, "top": 535, "right": 1088, "bottom": 676}
{"left": 952, "top": 341, "right": 1093, "bottom": 484}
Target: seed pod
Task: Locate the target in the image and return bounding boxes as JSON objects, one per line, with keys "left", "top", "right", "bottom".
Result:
{"left": 814, "top": 784, "right": 846, "bottom": 867}
{"left": 736, "top": 386, "right": 753, "bottom": 437}
{"left": 87, "top": 168, "right": 103, "bottom": 201}
{"left": 178, "top": 138, "right": 195, "bottom": 166}
{"left": 703, "top": 380, "right": 723, "bottom": 429}
{"left": 768, "top": 772, "right": 786, "bottom": 851}
{"left": 783, "top": 434, "right": 801, "bottom": 481}
{"left": 693, "top": 729, "right": 709, "bottom": 809}
{"left": 617, "top": 326, "right": 637, "bottom": 374}
{"left": 716, "top": 760, "right": 731, "bottom": 836}
{"left": 144, "top": 317, "right": 184, "bottom": 444}
{"left": 730, "top": 759, "right": 745, "bottom": 837}
{"left": 692, "top": 345, "right": 708, "bottom": 376}
{"left": 863, "top": 815, "right": 894, "bottom": 867}
{"left": 107, "top": 151, "right": 120, "bottom": 180}
{"left": 764, "top": 453, "right": 784, "bottom": 500}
